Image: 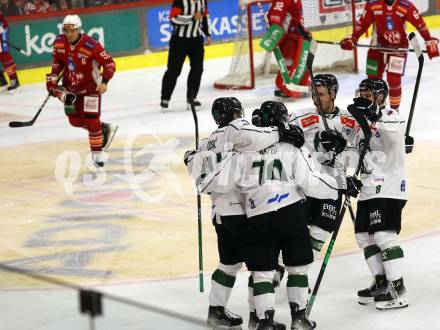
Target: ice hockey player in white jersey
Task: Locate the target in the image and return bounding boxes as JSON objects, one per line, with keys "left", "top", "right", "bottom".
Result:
{"left": 349, "top": 78, "right": 409, "bottom": 310}
{"left": 238, "top": 101, "right": 362, "bottom": 330}
{"left": 184, "top": 97, "right": 305, "bottom": 330}
{"left": 289, "top": 74, "right": 357, "bottom": 260}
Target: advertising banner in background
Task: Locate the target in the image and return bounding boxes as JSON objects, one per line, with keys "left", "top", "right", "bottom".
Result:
{"left": 146, "top": 0, "right": 270, "bottom": 49}
{"left": 9, "top": 11, "right": 142, "bottom": 66}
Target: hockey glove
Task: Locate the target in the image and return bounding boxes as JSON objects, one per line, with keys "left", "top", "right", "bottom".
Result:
{"left": 184, "top": 149, "right": 196, "bottom": 166}
{"left": 52, "top": 88, "right": 76, "bottom": 105}
{"left": 425, "top": 37, "right": 439, "bottom": 59}
{"left": 348, "top": 97, "right": 381, "bottom": 123}
{"left": 315, "top": 129, "right": 347, "bottom": 154}
{"left": 340, "top": 36, "right": 356, "bottom": 51}
{"left": 46, "top": 73, "right": 58, "bottom": 95}
{"left": 337, "top": 175, "right": 363, "bottom": 198}
{"left": 405, "top": 135, "right": 414, "bottom": 154}
{"left": 278, "top": 123, "right": 305, "bottom": 148}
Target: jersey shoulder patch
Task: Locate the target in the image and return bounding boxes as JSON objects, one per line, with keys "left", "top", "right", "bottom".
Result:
{"left": 300, "top": 114, "right": 320, "bottom": 128}
{"left": 340, "top": 115, "right": 356, "bottom": 128}
{"left": 83, "top": 37, "right": 98, "bottom": 49}
{"left": 399, "top": 0, "right": 411, "bottom": 8}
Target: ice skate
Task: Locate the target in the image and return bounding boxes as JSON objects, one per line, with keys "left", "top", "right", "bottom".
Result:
{"left": 92, "top": 151, "right": 105, "bottom": 168}
{"left": 248, "top": 310, "right": 258, "bottom": 330}
{"left": 187, "top": 99, "right": 201, "bottom": 111}
{"left": 207, "top": 305, "right": 242, "bottom": 329}
{"left": 357, "top": 274, "right": 388, "bottom": 305}
{"left": 102, "top": 122, "right": 118, "bottom": 151}
{"left": 7, "top": 78, "right": 20, "bottom": 94}
{"left": 290, "top": 303, "right": 316, "bottom": 330}
{"left": 375, "top": 278, "right": 408, "bottom": 310}
{"left": 160, "top": 99, "right": 169, "bottom": 112}
{"left": 0, "top": 72, "right": 7, "bottom": 93}
{"left": 256, "top": 310, "right": 286, "bottom": 330}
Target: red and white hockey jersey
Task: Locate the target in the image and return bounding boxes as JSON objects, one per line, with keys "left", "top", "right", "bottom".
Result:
{"left": 51, "top": 34, "right": 116, "bottom": 95}
{"left": 353, "top": 0, "right": 432, "bottom": 48}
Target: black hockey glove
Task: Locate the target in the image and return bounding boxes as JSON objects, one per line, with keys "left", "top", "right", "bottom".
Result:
{"left": 183, "top": 149, "right": 196, "bottom": 166}
{"left": 278, "top": 123, "right": 305, "bottom": 148}
{"left": 405, "top": 135, "right": 414, "bottom": 154}
{"left": 315, "top": 129, "right": 347, "bottom": 154}
{"left": 348, "top": 97, "right": 381, "bottom": 123}
{"left": 64, "top": 91, "right": 76, "bottom": 106}
{"left": 337, "top": 175, "right": 363, "bottom": 198}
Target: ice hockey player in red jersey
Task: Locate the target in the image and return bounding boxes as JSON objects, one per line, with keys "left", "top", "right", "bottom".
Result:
{"left": 340, "top": 0, "right": 439, "bottom": 110}
{"left": 267, "top": 0, "right": 311, "bottom": 99}
{"left": 0, "top": 11, "right": 20, "bottom": 93}
{"left": 46, "top": 15, "right": 117, "bottom": 167}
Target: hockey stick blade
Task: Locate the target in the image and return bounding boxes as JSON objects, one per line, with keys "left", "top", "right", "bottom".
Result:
{"left": 8, "top": 94, "right": 50, "bottom": 128}
{"left": 285, "top": 83, "right": 311, "bottom": 93}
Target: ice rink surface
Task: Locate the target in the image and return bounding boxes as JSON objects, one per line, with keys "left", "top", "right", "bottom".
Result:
{"left": 1, "top": 35, "right": 440, "bottom": 329}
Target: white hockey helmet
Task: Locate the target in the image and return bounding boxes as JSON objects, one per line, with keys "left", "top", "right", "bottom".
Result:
{"left": 62, "top": 15, "right": 82, "bottom": 30}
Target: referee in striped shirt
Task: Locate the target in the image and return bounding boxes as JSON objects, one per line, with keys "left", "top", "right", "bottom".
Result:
{"left": 160, "top": 0, "right": 212, "bottom": 112}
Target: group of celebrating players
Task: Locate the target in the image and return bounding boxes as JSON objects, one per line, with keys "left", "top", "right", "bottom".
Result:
{"left": 184, "top": 73, "right": 412, "bottom": 330}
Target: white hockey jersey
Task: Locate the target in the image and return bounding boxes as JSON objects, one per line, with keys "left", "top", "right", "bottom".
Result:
{"left": 356, "top": 108, "right": 408, "bottom": 201}
{"left": 289, "top": 106, "right": 357, "bottom": 177}
{"left": 187, "top": 118, "right": 280, "bottom": 217}
{"left": 238, "top": 142, "right": 341, "bottom": 218}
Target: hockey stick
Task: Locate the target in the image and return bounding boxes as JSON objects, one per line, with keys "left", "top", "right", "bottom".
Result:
{"left": 306, "top": 107, "right": 372, "bottom": 318}
{"left": 405, "top": 32, "right": 424, "bottom": 137}
{"left": 5, "top": 40, "right": 29, "bottom": 56}
{"left": 9, "top": 93, "right": 51, "bottom": 128}
{"left": 188, "top": 93, "right": 204, "bottom": 293}
{"left": 306, "top": 39, "right": 330, "bottom": 133}
{"left": 9, "top": 72, "right": 65, "bottom": 128}
{"left": 316, "top": 39, "right": 427, "bottom": 54}
{"left": 256, "top": 1, "right": 310, "bottom": 94}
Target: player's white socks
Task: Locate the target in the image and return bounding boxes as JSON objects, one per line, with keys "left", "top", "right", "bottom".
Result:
{"left": 209, "top": 262, "right": 242, "bottom": 307}
{"left": 356, "top": 232, "right": 385, "bottom": 276}
{"left": 248, "top": 274, "right": 255, "bottom": 312}
{"left": 252, "top": 271, "right": 275, "bottom": 319}
{"left": 286, "top": 265, "right": 310, "bottom": 310}
{"left": 374, "top": 231, "right": 404, "bottom": 282}
{"left": 310, "top": 225, "right": 331, "bottom": 259}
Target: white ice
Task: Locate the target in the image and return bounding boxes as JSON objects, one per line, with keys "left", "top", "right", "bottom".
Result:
{"left": 1, "top": 32, "right": 440, "bottom": 329}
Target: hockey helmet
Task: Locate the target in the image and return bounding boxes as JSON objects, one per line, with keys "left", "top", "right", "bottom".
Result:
{"left": 358, "top": 78, "right": 389, "bottom": 103}
{"left": 63, "top": 15, "right": 82, "bottom": 31}
{"left": 211, "top": 97, "right": 244, "bottom": 127}
{"left": 314, "top": 74, "right": 339, "bottom": 97}
{"left": 251, "top": 108, "right": 263, "bottom": 127}
{"left": 259, "top": 101, "right": 288, "bottom": 127}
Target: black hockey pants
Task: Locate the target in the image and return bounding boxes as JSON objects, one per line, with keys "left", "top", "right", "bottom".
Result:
{"left": 161, "top": 35, "right": 204, "bottom": 102}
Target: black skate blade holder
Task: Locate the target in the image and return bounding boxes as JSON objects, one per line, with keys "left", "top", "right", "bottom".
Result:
{"left": 80, "top": 289, "right": 103, "bottom": 328}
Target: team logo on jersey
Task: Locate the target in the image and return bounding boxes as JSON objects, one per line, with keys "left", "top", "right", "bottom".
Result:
{"left": 67, "top": 56, "right": 76, "bottom": 71}
{"left": 301, "top": 114, "right": 320, "bottom": 128}
{"left": 386, "top": 16, "right": 394, "bottom": 30}
{"left": 401, "top": 180, "right": 406, "bottom": 192}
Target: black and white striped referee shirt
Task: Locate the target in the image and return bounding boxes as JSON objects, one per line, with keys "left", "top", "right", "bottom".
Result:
{"left": 169, "top": 0, "right": 212, "bottom": 38}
